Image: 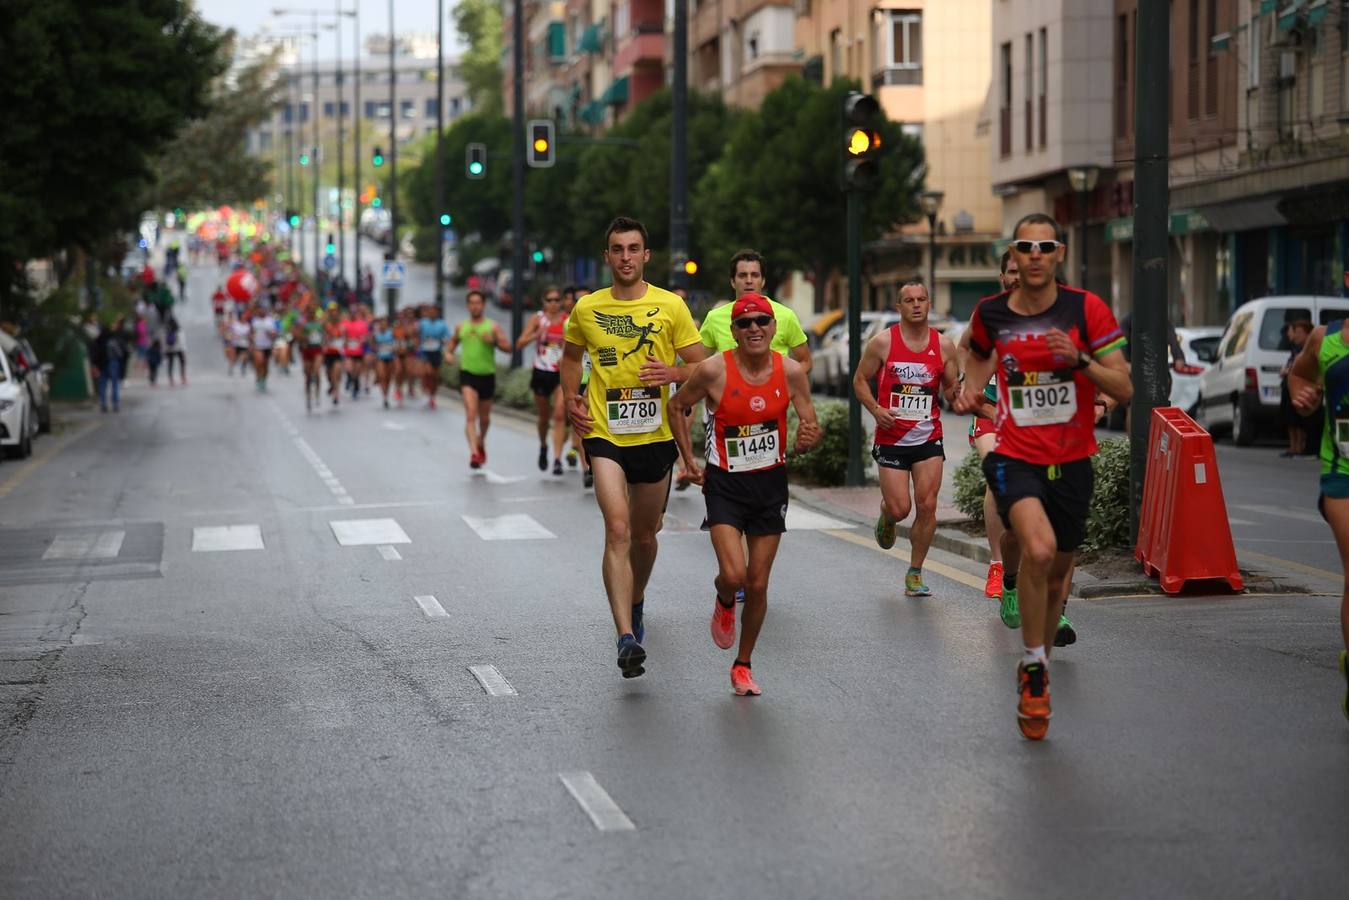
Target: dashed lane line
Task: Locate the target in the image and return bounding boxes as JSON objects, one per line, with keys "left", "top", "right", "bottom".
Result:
{"left": 269, "top": 401, "right": 354, "bottom": 506}
{"left": 377, "top": 544, "right": 402, "bottom": 561}
{"left": 468, "top": 664, "right": 517, "bottom": 697}
{"left": 414, "top": 595, "right": 449, "bottom": 618}
{"left": 559, "top": 772, "right": 636, "bottom": 832}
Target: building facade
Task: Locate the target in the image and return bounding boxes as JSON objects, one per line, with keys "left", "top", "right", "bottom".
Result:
{"left": 689, "top": 0, "right": 801, "bottom": 109}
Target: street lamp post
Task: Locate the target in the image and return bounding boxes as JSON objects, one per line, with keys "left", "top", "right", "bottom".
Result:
{"left": 919, "top": 190, "right": 944, "bottom": 297}
{"left": 435, "top": 0, "right": 445, "bottom": 316}
{"left": 1067, "top": 164, "right": 1101, "bottom": 290}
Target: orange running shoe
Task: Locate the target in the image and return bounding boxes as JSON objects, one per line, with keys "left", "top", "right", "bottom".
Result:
{"left": 710, "top": 596, "right": 736, "bottom": 649}
{"left": 984, "top": 561, "right": 1004, "bottom": 599}
{"left": 731, "top": 663, "right": 761, "bottom": 696}
{"left": 1016, "top": 661, "right": 1051, "bottom": 740}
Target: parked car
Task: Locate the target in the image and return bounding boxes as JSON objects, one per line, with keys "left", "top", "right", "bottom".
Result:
{"left": 0, "top": 331, "right": 52, "bottom": 433}
{"left": 1198, "top": 295, "right": 1349, "bottom": 444}
{"left": 0, "top": 341, "right": 37, "bottom": 459}
{"left": 810, "top": 311, "right": 901, "bottom": 396}
{"left": 358, "top": 207, "right": 393, "bottom": 246}
{"left": 1169, "top": 326, "right": 1224, "bottom": 415}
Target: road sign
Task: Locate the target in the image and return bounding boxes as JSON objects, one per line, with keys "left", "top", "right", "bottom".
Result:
{"left": 382, "top": 259, "right": 406, "bottom": 289}
{"left": 323, "top": 254, "right": 337, "bottom": 272}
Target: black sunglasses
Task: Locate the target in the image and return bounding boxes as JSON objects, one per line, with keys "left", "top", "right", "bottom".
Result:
{"left": 544, "top": 295, "right": 561, "bottom": 302}
{"left": 1012, "top": 239, "right": 1064, "bottom": 254}
{"left": 733, "top": 315, "right": 774, "bottom": 329}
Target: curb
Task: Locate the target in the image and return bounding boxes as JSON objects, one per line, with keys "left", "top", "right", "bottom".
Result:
{"left": 786, "top": 484, "right": 993, "bottom": 565}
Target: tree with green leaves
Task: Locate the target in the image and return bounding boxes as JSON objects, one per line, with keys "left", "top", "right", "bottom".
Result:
{"left": 405, "top": 113, "right": 514, "bottom": 248}
{"left": 453, "top": 0, "right": 503, "bottom": 117}
{"left": 0, "top": 0, "right": 227, "bottom": 312}
{"left": 693, "top": 77, "right": 925, "bottom": 308}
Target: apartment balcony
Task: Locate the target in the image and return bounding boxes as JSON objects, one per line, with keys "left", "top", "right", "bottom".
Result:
{"left": 613, "top": 25, "right": 664, "bottom": 72}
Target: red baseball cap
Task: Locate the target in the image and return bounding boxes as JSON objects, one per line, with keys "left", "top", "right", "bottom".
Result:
{"left": 731, "top": 293, "right": 773, "bottom": 320}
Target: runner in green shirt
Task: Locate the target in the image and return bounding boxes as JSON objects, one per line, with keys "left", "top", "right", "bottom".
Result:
{"left": 447, "top": 290, "right": 511, "bottom": 469}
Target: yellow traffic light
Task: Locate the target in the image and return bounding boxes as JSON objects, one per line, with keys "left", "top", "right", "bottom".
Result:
{"left": 533, "top": 138, "right": 549, "bottom": 154}
{"left": 846, "top": 127, "right": 871, "bottom": 156}
{"left": 683, "top": 260, "right": 698, "bottom": 276}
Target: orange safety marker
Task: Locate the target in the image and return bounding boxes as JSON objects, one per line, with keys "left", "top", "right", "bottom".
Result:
{"left": 1135, "top": 407, "right": 1244, "bottom": 594}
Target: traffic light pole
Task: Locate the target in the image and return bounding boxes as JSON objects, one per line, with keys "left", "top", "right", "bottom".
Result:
{"left": 509, "top": 0, "right": 526, "bottom": 368}
{"left": 387, "top": 0, "right": 397, "bottom": 266}
{"left": 335, "top": 1, "right": 345, "bottom": 283}
{"left": 846, "top": 190, "right": 864, "bottom": 487}
{"left": 1129, "top": 0, "right": 1171, "bottom": 541}
{"left": 311, "top": 12, "right": 321, "bottom": 283}
{"left": 434, "top": 0, "right": 445, "bottom": 316}
{"left": 670, "top": 0, "right": 689, "bottom": 293}
{"left": 352, "top": 3, "right": 361, "bottom": 295}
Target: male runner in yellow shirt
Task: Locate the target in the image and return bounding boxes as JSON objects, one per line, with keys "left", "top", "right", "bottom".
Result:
{"left": 561, "top": 216, "right": 709, "bottom": 678}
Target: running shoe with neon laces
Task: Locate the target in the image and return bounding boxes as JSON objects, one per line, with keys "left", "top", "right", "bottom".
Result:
{"left": 874, "top": 511, "right": 896, "bottom": 550}
{"left": 731, "top": 662, "right": 761, "bottom": 696}
{"left": 999, "top": 587, "right": 1021, "bottom": 629}
{"left": 566, "top": 448, "right": 578, "bottom": 467}
{"left": 1016, "top": 661, "right": 1051, "bottom": 740}
{"left": 1053, "top": 612, "right": 1077, "bottom": 647}
{"left": 616, "top": 634, "right": 646, "bottom": 678}
{"left": 710, "top": 596, "right": 736, "bottom": 649}
{"left": 904, "top": 568, "right": 932, "bottom": 597}
{"left": 984, "top": 561, "right": 1004, "bottom": 599}
{"left": 1340, "top": 650, "right": 1348, "bottom": 721}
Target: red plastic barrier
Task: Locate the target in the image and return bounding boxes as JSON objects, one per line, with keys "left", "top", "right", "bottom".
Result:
{"left": 1135, "top": 407, "right": 1244, "bottom": 594}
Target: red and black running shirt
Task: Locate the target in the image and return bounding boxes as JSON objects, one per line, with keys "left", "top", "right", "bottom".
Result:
{"left": 966, "top": 287, "right": 1126, "bottom": 465}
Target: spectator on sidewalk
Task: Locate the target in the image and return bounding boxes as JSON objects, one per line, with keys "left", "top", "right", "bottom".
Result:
{"left": 89, "top": 316, "right": 129, "bottom": 412}
{"left": 164, "top": 316, "right": 187, "bottom": 387}
{"left": 1281, "top": 319, "right": 1314, "bottom": 458}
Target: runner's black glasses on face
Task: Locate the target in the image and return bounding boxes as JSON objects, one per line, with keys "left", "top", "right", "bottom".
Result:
{"left": 733, "top": 315, "right": 774, "bottom": 329}
{"left": 1011, "top": 239, "right": 1065, "bottom": 254}
{"left": 544, "top": 295, "right": 561, "bottom": 302}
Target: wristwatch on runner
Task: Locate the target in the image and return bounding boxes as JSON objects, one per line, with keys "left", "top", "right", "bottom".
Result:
{"left": 1073, "top": 350, "right": 1092, "bottom": 371}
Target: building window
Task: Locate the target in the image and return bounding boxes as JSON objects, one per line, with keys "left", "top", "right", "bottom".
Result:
{"left": 874, "top": 11, "right": 922, "bottom": 86}
{"left": 1187, "top": 0, "right": 1200, "bottom": 119}
{"left": 300, "top": 102, "right": 309, "bottom": 123}
{"left": 323, "top": 101, "right": 335, "bottom": 118}
{"left": 400, "top": 100, "right": 415, "bottom": 119}
{"left": 451, "top": 97, "right": 462, "bottom": 116}
{"left": 1116, "top": 14, "right": 1129, "bottom": 138}
{"left": 1249, "top": 10, "right": 1261, "bottom": 88}
{"left": 1038, "top": 27, "right": 1047, "bottom": 147}
{"left": 426, "top": 98, "right": 437, "bottom": 118}
{"left": 748, "top": 33, "right": 759, "bottom": 62}
{"left": 999, "top": 41, "right": 1012, "bottom": 158}
{"left": 1024, "top": 33, "right": 1034, "bottom": 151}
{"left": 830, "top": 28, "right": 843, "bottom": 81}
{"left": 1277, "top": 51, "right": 1296, "bottom": 140}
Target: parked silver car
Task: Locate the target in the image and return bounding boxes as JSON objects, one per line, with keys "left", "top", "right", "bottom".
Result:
{"left": 0, "top": 330, "right": 51, "bottom": 435}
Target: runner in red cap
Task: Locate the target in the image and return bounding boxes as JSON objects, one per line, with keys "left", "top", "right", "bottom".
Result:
{"left": 668, "top": 293, "right": 821, "bottom": 695}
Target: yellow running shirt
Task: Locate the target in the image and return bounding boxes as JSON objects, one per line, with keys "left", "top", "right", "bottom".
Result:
{"left": 564, "top": 284, "right": 700, "bottom": 446}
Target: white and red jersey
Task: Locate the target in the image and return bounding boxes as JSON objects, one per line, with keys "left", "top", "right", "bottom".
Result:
{"left": 874, "top": 326, "right": 944, "bottom": 447}
{"left": 706, "top": 351, "right": 789, "bottom": 473}
{"left": 533, "top": 311, "right": 567, "bottom": 372}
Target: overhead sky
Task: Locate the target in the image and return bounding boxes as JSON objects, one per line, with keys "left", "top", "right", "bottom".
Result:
{"left": 196, "top": 0, "right": 448, "bottom": 47}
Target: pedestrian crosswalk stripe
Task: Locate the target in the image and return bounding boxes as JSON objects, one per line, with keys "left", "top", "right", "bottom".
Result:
{"left": 43, "top": 530, "right": 126, "bottom": 561}
{"left": 330, "top": 518, "right": 411, "bottom": 546}
{"left": 414, "top": 594, "right": 448, "bottom": 618}
{"left": 461, "top": 513, "right": 556, "bottom": 540}
{"left": 559, "top": 772, "right": 635, "bottom": 832}
{"left": 377, "top": 544, "right": 402, "bottom": 561}
{"left": 192, "top": 525, "right": 264, "bottom": 552}
{"left": 468, "top": 664, "right": 517, "bottom": 696}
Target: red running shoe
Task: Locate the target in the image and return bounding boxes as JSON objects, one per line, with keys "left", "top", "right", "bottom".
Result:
{"left": 731, "top": 663, "right": 761, "bottom": 696}
{"left": 984, "top": 561, "right": 1004, "bottom": 599}
{"left": 469, "top": 451, "right": 483, "bottom": 469}
{"left": 1016, "top": 661, "right": 1051, "bottom": 741}
{"left": 710, "top": 596, "right": 736, "bottom": 649}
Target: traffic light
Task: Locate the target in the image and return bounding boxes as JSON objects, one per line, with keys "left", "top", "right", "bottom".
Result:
{"left": 371, "top": 146, "right": 384, "bottom": 168}
{"left": 841, "top": 92, "right": 883, "bottom": 191}
{"left": 371, "top": 197, "right": 382, "bottom": 208}
{"left": 439, "top": 213, "right": 452, "bottom": 226}
{"left": 466, "top": 143, "right": 486, "bottom": 179}
{"left": 531, "top": 249, "right": 545, "bottom": 264}
{"left": 683, "top": 259, "right": 698, "bottom": 276}
{"left": 527, "top": 119, "right": 555, "bottom": 168}
{"left": 326, "top": 233, "right": 336, "bottom": 255}
{"left": 299, "top": 153, "right": 310, "bottom": 167}
{"left": 288, "top": 213, "right": 300, "bottom": 228}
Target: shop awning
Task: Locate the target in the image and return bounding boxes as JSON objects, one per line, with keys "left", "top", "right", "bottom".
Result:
{"left": 577, "top": 100, "right": 605, "bottom": 125}
{"left": 1307, "top": 0, "right": 1328, "bottom": 26}
{"left": 1277, "top": 1, "right": 1305, "bottom": 33}
{"left": 576, "top": 23, "right": 604, "bottom": 55}
{"left": 1104, "top": 210, "right": 1212, "bottom": 243}
{"left": 601, "top": 75, "right": 630, "bottom": 106}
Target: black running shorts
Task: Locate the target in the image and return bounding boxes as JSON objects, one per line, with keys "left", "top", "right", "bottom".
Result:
{"left": 873, "top": 439, "right": 945, "bottom": 471}
{"left": 460, "top": 371, "right": 496, "bottom": 401}
{"left": 982, "top": 452, "right": 1094, "bottom": 552}
{"left": 583, "top": 438, "right": 677, "bottom": 485}
{"left": 530, "top": 368, "right": 561, "bottom": 397}
{"left": 702, "top": 464, "right": 789, "bottom": 536}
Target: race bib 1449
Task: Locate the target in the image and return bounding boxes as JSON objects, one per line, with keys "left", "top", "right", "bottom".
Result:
{"left": 606, "top": 387, "right": 663, "bottom": 434}
{"left": 724, "top": 420, "right": 780, "bottom": 472}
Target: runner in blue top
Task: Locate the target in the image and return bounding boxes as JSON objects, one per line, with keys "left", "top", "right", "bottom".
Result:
{"left": 372, "top": 315, "right": 397, "bottom": 408}
{"left": 417, "top": 305, "right": 451, "bottom": 410}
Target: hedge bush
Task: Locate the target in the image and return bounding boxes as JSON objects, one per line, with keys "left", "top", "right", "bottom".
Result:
{"left": 949, "top": 438, "right": 1133, "bottom": 554}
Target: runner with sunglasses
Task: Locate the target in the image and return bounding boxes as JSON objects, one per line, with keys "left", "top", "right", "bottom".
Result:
{"left": 954, "top": 213, "right": 1131, "bottom": 740}
{"left": 669, "top": 294, "right": 821, "bottom": 695}
{"left": 854, "top": 277, "right": 959, "bottom": 597}
{"left": 515, "top": 285, "right": 570, "bottom": 475}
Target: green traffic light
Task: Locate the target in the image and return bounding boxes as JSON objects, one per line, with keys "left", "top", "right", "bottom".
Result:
{"left": 372, "top": 154, "right": 384, "bottom": 167}
{"left": 299, "top": 154, "right": 310, "bottom": 166}
{"left": 289, "top": 215, "right": 300, "bottom": 227}
{"left": 371, "top": 197, "right": 382, "bottom": 208}
{"left": 326, "top": 244, "right": 335, "bottom": 254}
{"left": 439, "top": 214, "right": 451, "bottom": 226}
{"left": 531, "top": 250, "right": 544, "bottom": 264}
{"left": 468, "top": 161, "right": 484, "bottom": 176}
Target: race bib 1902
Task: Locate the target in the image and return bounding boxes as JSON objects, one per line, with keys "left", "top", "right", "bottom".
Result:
{"left": 606, "top": 387, "right": 663, "bottom": 434}
{"left": 1006, "top": 370, "right": 1077, "bottom": 426}
{"left": 724, "top": 421, "right": 780, "bottom": 472}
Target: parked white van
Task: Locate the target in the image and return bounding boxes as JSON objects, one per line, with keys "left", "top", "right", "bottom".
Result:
{"left": 1197, "top": 295, "right": 1349, "bottom": 444}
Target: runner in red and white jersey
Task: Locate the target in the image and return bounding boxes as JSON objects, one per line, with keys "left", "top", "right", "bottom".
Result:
{"left": 853, "top": 279, "right": 959, "bottom": 598}
{"left": 955, "top": 212, "right": 1131, "bottom": 740}
{"left": 514, "top": 287, "right": 570, "bottom": 474}
{"left": 341, "top": 309, "right": 369, "bottom": 401}
{"left": 668, "top": 294, "right": 820, "bottom": 696}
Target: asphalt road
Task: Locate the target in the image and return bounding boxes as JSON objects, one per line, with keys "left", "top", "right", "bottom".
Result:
{"left": 0, "top": 264, "right": 1346, "bottom": 898}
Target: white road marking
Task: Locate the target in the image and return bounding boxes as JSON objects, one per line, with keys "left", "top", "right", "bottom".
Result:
{"left": 330, "top": 518, "right": 411, "bottom": 546}
{"left": 1234, "top": 504, "right": 1325, "bottom": 524}
{"left": 269, "top": 401, "right": 354, "bottom": 505}
{"left": 1227, "top": 518, "right": 1257, "bottom": 526}
{"left": 559, "top": 772, "right": 636, "bottom": 832}
{"left": 786, "top": 507, "right": 854, "bottom": 531}
{"left": 481, "top": 468, "right": 527, "bottom": 485}
{"left": 192, "top": 525, "right": 265, "bottom": 552}
{"left": 382, "top": 421, "right": 408, "bottom": 431}
{"left": 468, "top": 664, "right": 517, "bottom": 696}
{"left": 377, "top": 544, "right": 402, "bottom": 561}
{"left": 43, "top": 530, "right": 126, "bottom": 561}
{"left": 414, "top": 594, "right": 448, "bottom": 618}
{"left": 461, "top": 513, "right": 557, "bottom": 540}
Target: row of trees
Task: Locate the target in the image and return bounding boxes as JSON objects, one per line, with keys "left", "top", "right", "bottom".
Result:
{"left": 0, "top": 2, "right": 280, "bottom": 317}
{"left": 400, "top": 76, "right": 926, "bottom": 308}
